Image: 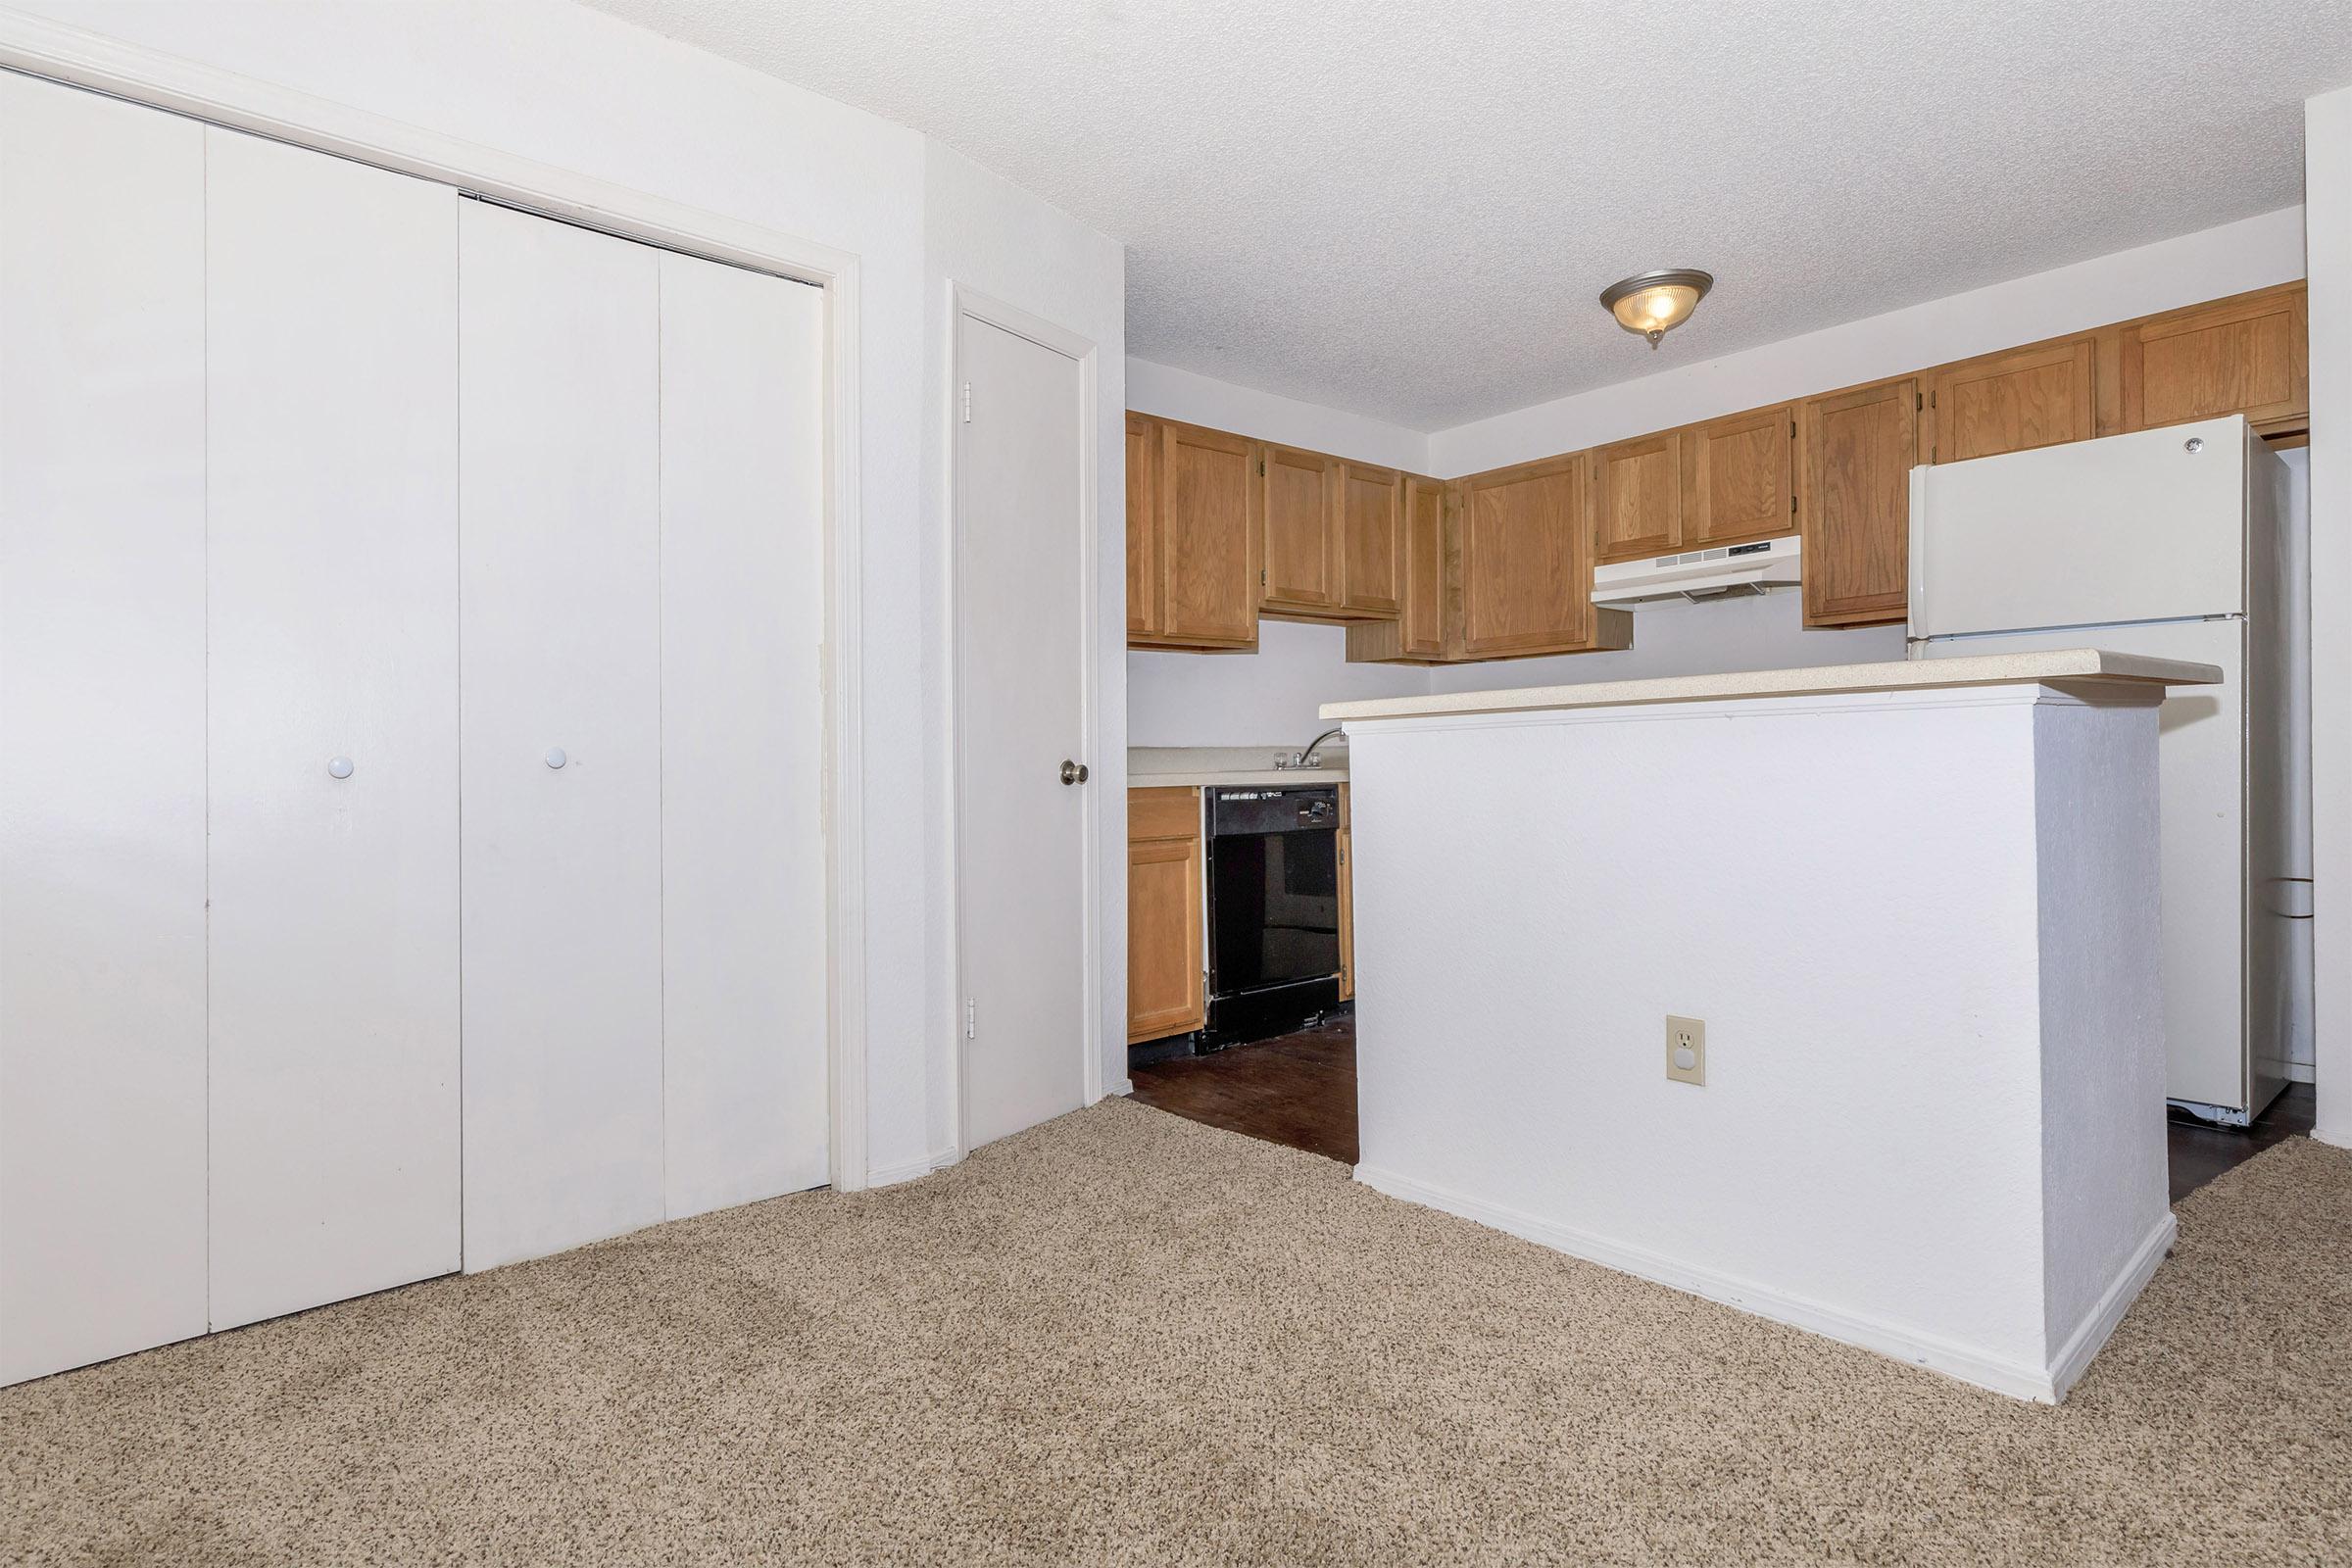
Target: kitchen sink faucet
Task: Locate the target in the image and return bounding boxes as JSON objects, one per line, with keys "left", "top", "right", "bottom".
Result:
{"left": 1275, "top": 727, "right": 1345, "bottom": 771}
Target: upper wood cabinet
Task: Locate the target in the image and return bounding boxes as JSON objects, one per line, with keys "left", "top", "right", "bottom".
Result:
{"left": 1127, "top": 786, "right": 1204, "bottom": 1044}
{"left": 1459, "top": 455, "right": 1631, "bottom": 659}
{"left": 1124, "top": 413, "right": 1159, "bottom": 639}
{"left": 1338, "top": 462, "right": 1402, "bottom": 615}
{"left": 1684, "top": 404, "right": 1795, "bottom": 547}
{"left": 2119, "top": 283, "right": 2307, "bottom": 437}
{"left": 1927, "top": 338, "right": 2095, "bottom": 464}
{"left": 1259, "top": 444, "right": 1339, "bottom": 612}
{"left": 1132, "top": 417, "right": 1257, "bottom": 650}
{"left": 1344, "top": 474, "right": 1448, "bottom": 664}
{"left": 1591, "top": 431, "right": 1681, "bottom": 564}
{"left": 1799, "top": 378, "right": 1916, "bottom": 628}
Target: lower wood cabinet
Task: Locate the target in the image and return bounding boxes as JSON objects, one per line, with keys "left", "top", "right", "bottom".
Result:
{"left": 1800, "top": 377, "right": 1917, "bottom": 627}
{"left": 1127, "top": 787, "right": 1205, "bottom": 1043}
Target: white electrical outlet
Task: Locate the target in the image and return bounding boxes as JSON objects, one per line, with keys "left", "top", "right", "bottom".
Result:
{"left": 1666, "top": 1016, "right": 1705, "bottom": 1086}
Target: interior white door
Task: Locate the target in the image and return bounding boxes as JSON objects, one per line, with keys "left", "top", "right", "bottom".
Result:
{"left": 459, "top": 200, "right": 664, "bottom": 1270}
{"left": 203, "top": 127, "right": 462, "bottom": 1329}
{"left": 657, "top": 251, "right": 829, "bottom": 1216}
{"left": 0, "top": 75, "right": 209, "bottom": 1384}
{"left": 956, "top": 313, "right": 1091, "bottom": 1151}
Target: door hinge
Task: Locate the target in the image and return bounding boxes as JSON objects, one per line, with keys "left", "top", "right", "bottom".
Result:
{"left": 965, "top": 999, "right": 975, "bottom": 1039}
{"left": 960, "top": 382, "right": 973, "bottom": 423}
{"left": 1915, "top": 391, "right": 1924, "bottom": 411}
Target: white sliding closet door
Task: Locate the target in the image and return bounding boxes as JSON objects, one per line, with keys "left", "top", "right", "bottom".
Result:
{"left": 459, "top": 200, "right": 664, "bottom": 1270}
{"left": 204, "top": 130, "right": 462, "bottom": 1328}
{"left": 0, "top": 76, "right": 209, "bottom": 1384}
{"left": 658, "top": 254, "right": 828, "bottom": 1217}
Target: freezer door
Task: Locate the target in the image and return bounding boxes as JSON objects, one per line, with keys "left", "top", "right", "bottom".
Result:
{"left": 1908, "top": 416, "right": 2249, "bottom": 639}
{"left": 1918, "top": 618, "right": 2253, "bottom": 1114}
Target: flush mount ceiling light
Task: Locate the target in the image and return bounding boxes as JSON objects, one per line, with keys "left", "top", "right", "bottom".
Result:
{"left": 1599, "top": 269, "right": 1714, "bottom": 349}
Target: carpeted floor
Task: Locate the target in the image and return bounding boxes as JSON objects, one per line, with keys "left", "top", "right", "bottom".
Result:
{"left": 3, "top": 1100, "right": 2348, "bottom": 1566}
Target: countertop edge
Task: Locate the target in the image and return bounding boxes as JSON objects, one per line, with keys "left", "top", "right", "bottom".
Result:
{"left": 1319, "top": 650, "right": 2221, "bottom": 723}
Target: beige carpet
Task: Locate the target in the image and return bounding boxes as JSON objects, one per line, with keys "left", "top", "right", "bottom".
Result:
{"left": 3, "top": 1099, "right": 2349, "bottom": 1566}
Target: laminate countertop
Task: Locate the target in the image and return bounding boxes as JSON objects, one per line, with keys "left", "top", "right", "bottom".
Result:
{"left": 1320, "top": 649, "right": 2219, "bottom": 724}
{"left": 1127, "top": 746, "right": 1347, "bottom": 789}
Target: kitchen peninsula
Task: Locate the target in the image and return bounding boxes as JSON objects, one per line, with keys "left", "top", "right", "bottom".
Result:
{"left": 1327, "top": 649, "right": 2217, "bottom": 1401}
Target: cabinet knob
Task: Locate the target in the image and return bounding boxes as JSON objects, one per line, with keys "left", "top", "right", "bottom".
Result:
{"left": 545, "top": 747, "right": 567, "bottom": 770}
{"left": 327, "top": 757, "right": 354, "bottom": 780}
{"left": 1059, "top": 760, "right": 1089, "bottom": 786}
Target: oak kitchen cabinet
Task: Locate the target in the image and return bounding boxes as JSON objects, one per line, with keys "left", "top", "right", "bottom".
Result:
{"left": 1129, "top": 415, "right": 1258, "bottom": 650}
{"left": 1259, "top": 443, "right": 1340, "bottom": 613}
{"left": 1342, "top": 473, "right": 1447, "bottom": 663}
{"left": 1684, "top": 404, "right": 1797, "bottom": 547}
{"left": 1800, "top": 377, "right": 1918, "bottom": 627}
{"left": 2118, "top": 282, "right": 2308, "bottom": 438}
{"left": 1925, "top": 337, "right": 2096, "bottom": 464}
{"left": 1127, "top": 786, "right": 1205, "bottom": 1043}
{"left": 1338, "top": 462, "right": 1402, "bottom": 615}
{"left": 1459, "top": 454, "right": 1633, "bottom": 660}
{"left": 1591, "top": 430, "right": 1681, "bottom": 564}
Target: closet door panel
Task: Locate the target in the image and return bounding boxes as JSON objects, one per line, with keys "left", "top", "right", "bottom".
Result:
{"left": 203, "top": 129, "right": 462, "bottom": 1329}
{"left": 459, "top": 201, "right": 663, "bottom": 1271}
{"left": 657, "top": 255, "right": 829, "bottom": 1218}
{"left": 0, "top": 77, "right": 209, "bottom": 1383}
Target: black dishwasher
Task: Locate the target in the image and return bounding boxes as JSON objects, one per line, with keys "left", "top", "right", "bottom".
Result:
{"left": 1203, "top": 785, "right": 1342, "bottom": 1047}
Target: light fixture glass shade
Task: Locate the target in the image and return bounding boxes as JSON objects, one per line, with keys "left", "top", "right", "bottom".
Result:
{"left": 1599, "top": 270, "right": 1713, "bottom": 348}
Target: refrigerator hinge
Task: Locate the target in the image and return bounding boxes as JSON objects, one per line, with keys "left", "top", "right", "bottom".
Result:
{"left": 960, "top": 381, "right": 972, "bottom": 423}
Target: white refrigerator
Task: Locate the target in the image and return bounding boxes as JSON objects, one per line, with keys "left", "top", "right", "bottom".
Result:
{"left": 1907, "top": 415, "right": 2311, "bottom": 1124}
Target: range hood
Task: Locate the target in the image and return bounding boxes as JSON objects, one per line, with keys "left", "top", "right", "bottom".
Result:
{"left": 1592, "top": 534, "right": 1802, "bottom": 607}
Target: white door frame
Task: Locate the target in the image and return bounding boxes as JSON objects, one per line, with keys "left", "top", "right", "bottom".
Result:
{"left": 945, "top": 283, "right": 1102, "bottom": 1163}
{"left": 0, "top": 14, "right": 873, "bottom": 1191}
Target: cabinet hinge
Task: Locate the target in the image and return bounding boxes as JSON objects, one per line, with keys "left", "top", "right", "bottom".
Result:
{"left": 1256, "top": 458, "right": 1266, "bottom": 476}
{"left": 1915, "top": 391, "right": 1924, "bottom": 412}
{"left": 964, "top": 999, "right": 975, "bottom": 1039}
{"left": 960, "top": 382, "right": 973, "bottom": 423}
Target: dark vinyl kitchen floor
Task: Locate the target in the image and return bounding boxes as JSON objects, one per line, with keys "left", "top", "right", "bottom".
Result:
{"left": 1130, "top": 1013, "right": 2318, "bottom": 1202}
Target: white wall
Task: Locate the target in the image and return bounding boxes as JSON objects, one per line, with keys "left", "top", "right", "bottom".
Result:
{"left": 1428, "top": 207, "right": 2309, "bottom": 477}
{"left": 1128, "top": 620, "right": 1430, "bottom": 749}
{"left": 1128, "top": 356, "right": 1428, "bottom": 472}
{"left": 1346, "top": 683, "right": 2171, "bottom": 1401}
{"left": 1429, "top": 591, "right": 1906, "bottom": 696}
{"left": 921, "top": 141, "right": 1127, "bottom": 1151}
{"left": 9, "top": 0, "right": 1127, "bottom": 1184}
{"left": 2309, "top": 85, "right": 2351, "bottom": 1148}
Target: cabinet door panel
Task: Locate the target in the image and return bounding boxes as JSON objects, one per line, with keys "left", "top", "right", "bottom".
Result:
{"left": 2122, "top": 286, "right": 2307, "bottom": 433}
{"left": 1340, "top": 463, "right": 1401, "bottom": 614}
{"left": 459, "top": 200, "right": 665, "bottom": 1272}
{"left": 0, "top": 74, "right": 209, "bottom": 1385}
{"left": 1399, "top": 476, "right": 1447, "bottom": 657}
{"left": 1158, "top": 423, "right": 1257, "bottom": 646}
{"left": 1127, "top": 789, "right": 1203, "bottom": 1043}
{"left": 1260, "top": 444, "right": 1339, "bottom": 611}
{"left": 1929, "top": 339, "right": 2094, "bottom": 463}
{"left": 1125, "top": 413, "right": 1161, "bottom": 637}
{"left": 658, "top": 251, "right": 830, "bottom": 1221}
{"left": 204, "top": 129, "right": 462, "bottom": 1331}
{"left": 1801, "top": 378, "right": 1915, "bottom": 626}
{"left": 1686, "top": 405, "right": 1795, "bottom": 547}
{"left": 1461, "top": 458, "right": 1593, "bottom": 656}
{"left": 1591, "top": 432, "right": 1681, "bottom": 562}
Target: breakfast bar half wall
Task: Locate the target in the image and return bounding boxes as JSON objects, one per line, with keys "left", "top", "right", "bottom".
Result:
{"left": 1329, "top": 650, "right": 2218, "bottom": 1401}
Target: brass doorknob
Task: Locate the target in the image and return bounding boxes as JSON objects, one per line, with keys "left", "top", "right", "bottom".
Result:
{"left": 1059, "top": 760, "right": 1089, "bottom": 785}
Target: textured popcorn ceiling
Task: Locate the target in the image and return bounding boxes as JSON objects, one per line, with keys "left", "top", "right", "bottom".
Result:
{"left": 583, "top": 0, "right": 2352, "bottom": 430}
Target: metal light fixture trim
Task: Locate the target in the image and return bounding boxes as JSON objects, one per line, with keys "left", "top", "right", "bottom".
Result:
{"left": 1600, "top": 269, "right": 1714, "bottom": 349}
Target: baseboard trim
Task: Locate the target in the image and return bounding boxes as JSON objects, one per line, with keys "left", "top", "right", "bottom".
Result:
{"left": 1353, "top": 1164, "right": 2067, "bottom": 1402}
{"left": 866, "top": 1149, "right": 957, "bottom": 1189}
{"left": 2045, "top": 1210, "right": 2179, "bottom": 1403}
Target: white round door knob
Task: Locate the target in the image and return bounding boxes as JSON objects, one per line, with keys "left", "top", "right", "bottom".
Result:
{"left": 327, "top": 757, "right": 355, "bottom": 780}
{"left": 545, "top": 747, "right": 567, "bottom": 770}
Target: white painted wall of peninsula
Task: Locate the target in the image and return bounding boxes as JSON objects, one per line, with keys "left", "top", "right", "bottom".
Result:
{"left": 1331, "top": 651, "right": 2212, "bottom": 1401}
